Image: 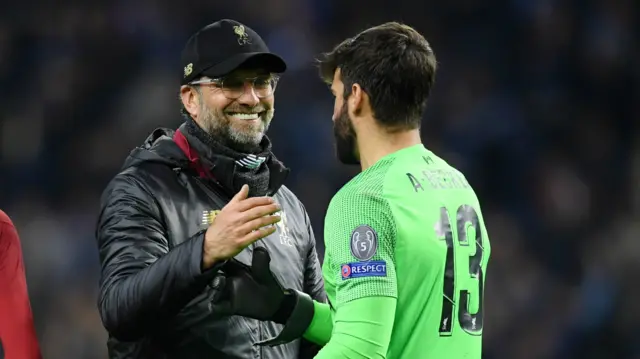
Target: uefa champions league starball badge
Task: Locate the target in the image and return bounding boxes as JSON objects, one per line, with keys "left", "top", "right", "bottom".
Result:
{"left": 350, "top": 225, "right": 378, "bottom": 261}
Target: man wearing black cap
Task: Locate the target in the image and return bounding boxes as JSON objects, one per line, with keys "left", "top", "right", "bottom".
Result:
{"left": 96, "top": 19, "right": 325, "bottom": 359}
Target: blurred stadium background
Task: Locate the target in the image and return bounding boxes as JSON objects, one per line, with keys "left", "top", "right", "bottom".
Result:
{"left": 0, "top": 0, "right": 638, "bottom": 358}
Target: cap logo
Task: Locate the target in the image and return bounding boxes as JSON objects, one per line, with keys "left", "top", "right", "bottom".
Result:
{"left": 184, "top": 63, "right": 193, "bottom": 78}
{"left": 233, "top": 25, "right": 251, "bottom": 45}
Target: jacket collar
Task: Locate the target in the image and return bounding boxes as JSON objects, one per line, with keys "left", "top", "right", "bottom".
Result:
{"left": 174, "top": 123, "right": 290, "bottom": 197}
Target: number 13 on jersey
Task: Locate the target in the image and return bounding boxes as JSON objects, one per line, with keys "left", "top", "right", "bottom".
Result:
{"left": 435, "top": 204, "right": 488, "bottom": 337}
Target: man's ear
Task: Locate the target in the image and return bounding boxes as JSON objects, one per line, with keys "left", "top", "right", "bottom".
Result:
{"left": 180, "top": 85, "right": 200, "bottom": 117}
{"left": 348, "top": 83, "right": 364, "bottom": 117}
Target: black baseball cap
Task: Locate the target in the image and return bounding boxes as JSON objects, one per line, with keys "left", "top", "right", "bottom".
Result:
{"left": 180, "top": 19, "right": 287, "bottom": 85}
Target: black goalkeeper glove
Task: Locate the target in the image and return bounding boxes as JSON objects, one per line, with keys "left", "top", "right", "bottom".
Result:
{"left": 212, "top": 247, "right": 315, "bottom": 346}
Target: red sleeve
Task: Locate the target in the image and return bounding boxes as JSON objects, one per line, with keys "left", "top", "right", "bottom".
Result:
{"left": 0, "top": 210, "right": 42, "bottom": 359}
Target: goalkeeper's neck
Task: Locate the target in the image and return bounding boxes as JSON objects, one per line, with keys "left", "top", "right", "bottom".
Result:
{"left": 356, "top": 120, "right": 422, "bottom": 171}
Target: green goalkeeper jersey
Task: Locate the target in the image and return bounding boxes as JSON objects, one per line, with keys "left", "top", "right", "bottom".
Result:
{"left": 318, "top": 144, "right": 491, "bottom": 358}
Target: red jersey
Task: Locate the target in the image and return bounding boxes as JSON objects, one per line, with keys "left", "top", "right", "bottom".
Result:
{"left": 0, "top": 210, "right": 42, "bottom": 359}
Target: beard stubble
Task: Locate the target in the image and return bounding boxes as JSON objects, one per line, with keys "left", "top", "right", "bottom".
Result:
{"left": 333, "top": 102, "right": 360, "bottom": 165}
{"left": 198, "top": 100, "right": 273, "bottom": 153}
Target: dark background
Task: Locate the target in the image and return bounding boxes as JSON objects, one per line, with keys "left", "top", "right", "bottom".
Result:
{"left": 0, "top": 0, "right": 638, "bottom": 358}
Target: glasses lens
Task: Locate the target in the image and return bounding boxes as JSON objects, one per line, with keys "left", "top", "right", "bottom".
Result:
{"left": 220, "top": 78, "right": 245, "bottom": 99}
{"left": 220, "top": 76, "right": 279, "bottom": 99}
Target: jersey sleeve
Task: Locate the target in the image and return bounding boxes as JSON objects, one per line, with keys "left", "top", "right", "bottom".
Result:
{"left": 303, "top": 301, "right": 333, "bottom": 345}
{"left": 314, "top": 296, "right": 396, "bottom": 359}
{"left": 324, "top": 189, "right": 397, "bottom": 306}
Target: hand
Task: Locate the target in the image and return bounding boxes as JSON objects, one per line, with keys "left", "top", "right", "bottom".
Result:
{"left": 213, "top": 247, "right": 291, "bottom": 323}
{"left": 211, "top": 248, "right": 316, "bottom": 346}
{"left": 202, "top": 184, "right": 281, "bottom": 269}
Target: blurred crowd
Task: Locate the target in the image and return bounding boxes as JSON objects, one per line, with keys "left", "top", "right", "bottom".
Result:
{"left": 0, "top": 0, "right": 638, "bottom": 358}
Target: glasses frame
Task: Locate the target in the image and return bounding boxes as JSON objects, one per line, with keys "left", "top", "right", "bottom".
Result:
{"left": 188, "top": 75, "right": 280, "bottom": 99}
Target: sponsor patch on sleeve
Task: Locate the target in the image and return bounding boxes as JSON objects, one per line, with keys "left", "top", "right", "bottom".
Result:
{"left": 341, "top": 260, "right": 387, "bottom": 280}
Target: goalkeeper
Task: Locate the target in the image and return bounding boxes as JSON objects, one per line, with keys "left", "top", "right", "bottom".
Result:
{"left": 214, "top": 22, "right": 491, "bottom": 358}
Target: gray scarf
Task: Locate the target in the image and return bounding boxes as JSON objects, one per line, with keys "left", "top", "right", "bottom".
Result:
{"left": 183, "top": 116, "right": 272, "bottom": 197}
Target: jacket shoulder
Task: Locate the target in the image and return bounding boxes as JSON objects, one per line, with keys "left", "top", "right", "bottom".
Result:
{"left": 108, "top": 161, "right": 177, "bottom": 192}
{"left": 99, "top": 164, "right": 174, "bottom": 213}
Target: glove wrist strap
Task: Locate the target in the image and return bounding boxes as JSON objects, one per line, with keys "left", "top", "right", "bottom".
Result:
{"left": 256, "top": 289, "right": 314, "bottom": 347}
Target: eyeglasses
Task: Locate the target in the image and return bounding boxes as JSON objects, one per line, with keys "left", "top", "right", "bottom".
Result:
{"left": 189, "top": 75, "right": 280, "bottom": 99}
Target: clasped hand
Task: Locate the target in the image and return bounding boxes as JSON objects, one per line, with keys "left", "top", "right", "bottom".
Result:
{"left": 210, "top": 247, "right": 295, "bottom": 324}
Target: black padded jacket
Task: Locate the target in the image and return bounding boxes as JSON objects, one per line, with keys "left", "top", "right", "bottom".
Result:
{"left": 96, "top": 125, "right": 326, "bottom": 359}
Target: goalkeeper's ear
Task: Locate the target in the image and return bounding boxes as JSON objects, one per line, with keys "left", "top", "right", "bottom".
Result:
{"left": 251, "top": 247, "right": 272, "bottom": 283}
